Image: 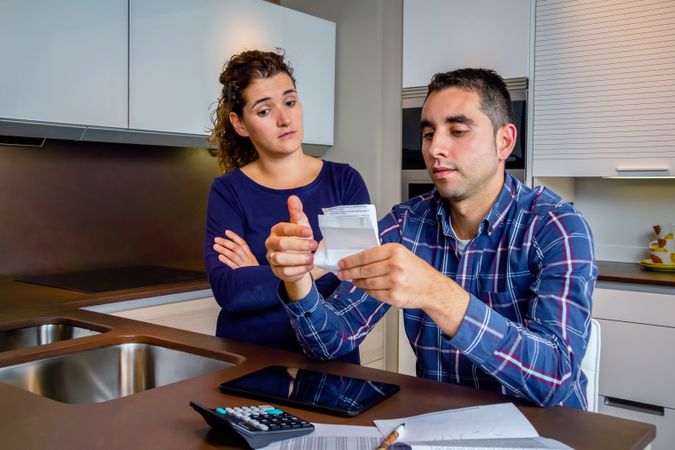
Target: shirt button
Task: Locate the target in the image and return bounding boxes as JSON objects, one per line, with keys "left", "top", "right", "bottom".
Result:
{"left": 303, "top": 311, "right": 311, "bottom": 318}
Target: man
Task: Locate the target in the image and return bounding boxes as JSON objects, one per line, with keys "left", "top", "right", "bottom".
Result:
{"left": 265, "top": 68, "right": 597, "bottom": 409}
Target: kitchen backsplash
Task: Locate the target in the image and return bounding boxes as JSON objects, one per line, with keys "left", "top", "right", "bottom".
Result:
{"left": 560, "top": 178, "right": 675, "bottom": 264}
{"left": 0, "top": 140, "right": 219, "bottom": 277}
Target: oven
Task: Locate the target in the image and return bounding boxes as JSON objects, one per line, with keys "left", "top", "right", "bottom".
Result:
{"left": 401, "top": 78, "right": 528, "bottom": 200}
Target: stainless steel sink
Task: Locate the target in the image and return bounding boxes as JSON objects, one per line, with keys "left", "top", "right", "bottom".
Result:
{"left": 0, "top": 323, "right": 102, "bottom": 352}
{"left": 0, "top": 343, "right": 236, "bottom": 403}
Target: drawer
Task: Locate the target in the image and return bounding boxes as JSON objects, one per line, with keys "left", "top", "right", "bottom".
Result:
{"left": 593, "top": 287, "right": 675, "bottom": 328}
{"left": 597, "top": 319, "right": 675, "bottom": 408}
{"left": 599, "top": 395, "right": 668, "bottom": 450}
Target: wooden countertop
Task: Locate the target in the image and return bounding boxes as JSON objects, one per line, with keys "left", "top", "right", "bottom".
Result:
{"left": 0, "top": 275, "right": 657, "bottom": 450}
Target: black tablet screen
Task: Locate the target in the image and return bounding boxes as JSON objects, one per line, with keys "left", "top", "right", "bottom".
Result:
{"left": 219, "top": 365, "right": 400, "bottom": 417}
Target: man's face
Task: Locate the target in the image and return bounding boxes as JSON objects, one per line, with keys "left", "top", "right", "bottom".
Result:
{"left": 420, "top": 87, "right": 513, "bottom": 202}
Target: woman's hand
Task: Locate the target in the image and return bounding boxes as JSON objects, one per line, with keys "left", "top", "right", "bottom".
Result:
{"left": 214, "top": 230, "right": 259, "bottom": 269}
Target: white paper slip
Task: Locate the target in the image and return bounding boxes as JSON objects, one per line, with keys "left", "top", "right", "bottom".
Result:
{"left": 314, "top": 204, "right": 379, "bottom": 272}
{"left": 389, "top": 436, "right": 573, "bottom": 450}
{"left": 268, "top": 423, "right": 381, "bottom": 450}
{"left": 374, "top": 403, "right": 539, "bottom": 442}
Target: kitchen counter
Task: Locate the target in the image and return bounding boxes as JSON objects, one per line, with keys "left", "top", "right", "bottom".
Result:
{"left": 598, "top": 261, "right": 675, "bottom": 288}
{"left": 0, "top": 275, "right": 657, "bottom": 450}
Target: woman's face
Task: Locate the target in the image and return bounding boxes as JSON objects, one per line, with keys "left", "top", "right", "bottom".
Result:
{"left": 229, "top": 72, "right": 304, "bottom": 159}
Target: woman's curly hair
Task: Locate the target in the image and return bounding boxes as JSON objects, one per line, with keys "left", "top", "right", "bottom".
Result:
{"left": 210, "top": 49, "right": 295, "bottom": 173}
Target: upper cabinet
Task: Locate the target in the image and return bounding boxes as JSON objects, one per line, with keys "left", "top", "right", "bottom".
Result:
{"left": 532, "top": 0, "right": 675, "bottom": 177}
{"left": 0, "top": 0, "right": 335, "bottom": 147}
{"left": 0, "top": 0, "right": 128, "bottom": 128}
{"left": 402, "top": 0, "right": 530, "bottom": 88}
{"left": 129, "top": 0, "right": 335, "bottom": 145}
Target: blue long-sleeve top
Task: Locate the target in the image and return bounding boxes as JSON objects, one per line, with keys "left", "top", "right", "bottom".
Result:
{"left": 280, "top": 174, "right": 598, "bottom": 408}
{"left": 204, "top": 161, "right": 370, "bottom": 363}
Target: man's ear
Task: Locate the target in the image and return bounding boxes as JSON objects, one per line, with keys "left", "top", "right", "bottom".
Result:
{"left": 495, "top": 123, "right": 517, "bottom": 162}
{"left": 229, "top": 112, "right": 249, "bottom": 137}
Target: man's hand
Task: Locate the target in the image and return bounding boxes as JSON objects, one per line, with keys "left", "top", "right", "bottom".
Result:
{"left": 336, "top": 243, "right": 470, "bottom": 336}
{"left": 265, "top": 195, "right": 317, "bottom": 299}
{"left": 214, "top": 230, "right": 259, "bottom": 269}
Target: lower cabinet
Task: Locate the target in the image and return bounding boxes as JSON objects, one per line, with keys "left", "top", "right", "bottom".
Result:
{"left": 593, "top": 285, "right": 675, "bottom": 450}
{"left": 360, "top": 320, "right": 385, "bottom": 369}
{"left": 599, "top": 397, "right": 674, "bottom": 450}
{"left": 111, "top": 296, "right": 219, "bottom": 335}
{"left": 106, "top": 291, "right": 386, "bottom": 368}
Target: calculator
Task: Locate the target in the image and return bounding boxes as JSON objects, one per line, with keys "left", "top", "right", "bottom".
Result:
{"left": 189, "top": 401, "right": 315, "bottom": 449}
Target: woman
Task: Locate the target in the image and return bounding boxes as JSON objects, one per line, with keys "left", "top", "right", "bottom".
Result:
{"left": 204, "top": 50, "right": 369, "bottom": 363}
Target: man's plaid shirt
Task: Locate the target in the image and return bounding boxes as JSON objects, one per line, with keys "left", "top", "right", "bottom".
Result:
{"left": 281, "top": 174, "right": 597, "bottom": 409}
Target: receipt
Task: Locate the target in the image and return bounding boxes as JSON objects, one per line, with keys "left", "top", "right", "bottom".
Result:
{"left": 313, "top": 204, "right": 380, "bottom": 272}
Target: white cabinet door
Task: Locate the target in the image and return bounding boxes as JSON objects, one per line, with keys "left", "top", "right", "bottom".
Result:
{"left": 593, "top": 286, "right": 675, "bottom": 450}
{"left": 129, "top": 0, "right": 335, "bottom": 145}
{"left": 402, "top": 0, "right": 530, "bottom": 88}
{"left": 0, "top": 0, "right": 128, "bottom": 127}
{"left": 111, "top": 297, "right": 220, "bottom": 335}
{"left": 532, "top": 0, "right": 675, "bottom": 177}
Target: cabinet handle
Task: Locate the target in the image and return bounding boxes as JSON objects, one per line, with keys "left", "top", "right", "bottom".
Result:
{"left": 604, "top": 396, "right": 664, "bottom": 416}
{"left": 606, "top": 167, "right": 672, "bottom": 178}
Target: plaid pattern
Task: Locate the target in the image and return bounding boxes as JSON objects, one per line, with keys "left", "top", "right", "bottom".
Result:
{"left": 282, "top": 174, "right": 597, "bottom": 409}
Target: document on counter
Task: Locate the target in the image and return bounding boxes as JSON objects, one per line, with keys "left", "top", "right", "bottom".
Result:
{"left": 269, "top": 423, "right": 381, "bottom": 450}
{"left": 314, "top": 204, "right": 379, "bottom": 272}
{"left": 374, "top": 403, "right": 571, "bottom": 450}
{"left": 389, "top": 437, "right": 573, "bottom": 449}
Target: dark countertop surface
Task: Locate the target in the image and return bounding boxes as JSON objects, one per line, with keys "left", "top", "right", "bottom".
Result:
{"left": 598, "top": 260, "right": 675, "bottom": 287}
{"left": 0, "top": 265, "right": 659, "bottom": 450}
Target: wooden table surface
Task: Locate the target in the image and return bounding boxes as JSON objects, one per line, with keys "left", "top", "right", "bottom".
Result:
{"left": 0, "top": 268, "right": 658, "bottom": 450}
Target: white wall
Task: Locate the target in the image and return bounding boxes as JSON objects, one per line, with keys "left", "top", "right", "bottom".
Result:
{"left": 572, "top": 179, "right": 675, "bottom": 263}
{"left": 403, "top": 0, "right": 530, "bottom": 87}
{"left": 280, "top": 0, "right": 402, "bottom": 218}
{"left": 536, "top": 177, "right": 675, "bottom": 263}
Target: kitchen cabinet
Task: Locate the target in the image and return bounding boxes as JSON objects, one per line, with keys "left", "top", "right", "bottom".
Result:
{"left": 593, "top": 283, "right": 675, "bottom": 450}
{"left": 0, "top": 0, "right": 128, "bottom": 128}
{"left": 402, "top": 0, "right": 530, "bottom": 88}
{"left": 111, "top": 296, "right": 220, "bottom": 335}
{"left": 129, "top": 0, "right": 336, "bottom": 146}
{"left": 360, "top": 320, "right": 386, "bottom": 369}
{"left": 532, "top": 0, "right": 675, "bottom": 177}
{"left": 0, "top": 0, "right": 334, "bottom": 147}
{"left": 91, "top": 289, "right": 385, "bottom": 368}
{"left": 84, "top": 289, "right": 219, "bottom": 335}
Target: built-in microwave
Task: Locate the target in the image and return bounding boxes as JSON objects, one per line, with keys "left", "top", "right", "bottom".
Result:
{"left": 401, "top": 78, "right": 527, "bottom": 200}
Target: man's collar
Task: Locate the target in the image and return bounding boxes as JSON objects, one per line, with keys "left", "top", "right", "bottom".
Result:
{"left": 435, "top": 172, "right": 518, "bottom": 237}
{"left": 483, "top": 172, "right": 517, "bottom": 235}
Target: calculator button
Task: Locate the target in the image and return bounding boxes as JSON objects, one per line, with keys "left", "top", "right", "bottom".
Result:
{"left": 267, "top": 409, "right": 283, "bottom": 415}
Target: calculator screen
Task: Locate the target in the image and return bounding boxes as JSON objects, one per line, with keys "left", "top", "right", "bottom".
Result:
{"left": 219, "top": 365, "right": 400, "bottom": 417}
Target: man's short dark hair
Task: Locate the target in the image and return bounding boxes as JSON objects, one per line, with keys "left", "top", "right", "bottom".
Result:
{"left": 425, "top": 68, "right": 514, "bottom": 135}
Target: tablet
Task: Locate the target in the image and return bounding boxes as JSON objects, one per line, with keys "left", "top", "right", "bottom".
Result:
{"left": 219, "top": 365, "right": 400, "bottom": 417}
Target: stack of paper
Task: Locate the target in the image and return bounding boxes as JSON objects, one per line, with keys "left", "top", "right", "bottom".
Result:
{"left": 314, "top": 204, "right": 379, "bottom": 272}
{"left": 374, "top": 403, "right": 572, "bottom": 450}
{"left": 267, "top": 403, "right": 572, "bottom": 450}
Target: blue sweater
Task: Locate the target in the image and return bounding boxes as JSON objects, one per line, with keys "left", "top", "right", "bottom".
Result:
{"left": 204, "top": 161, "right": 370, "bottom": 363}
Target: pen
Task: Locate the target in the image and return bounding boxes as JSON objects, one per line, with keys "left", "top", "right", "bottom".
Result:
{"left": 376, "top": 423, "right": 405, "bottom": 450}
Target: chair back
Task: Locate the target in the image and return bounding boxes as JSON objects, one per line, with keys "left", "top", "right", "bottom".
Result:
{"left": 581, "top": 318, "right": 601, "bottom": 412}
